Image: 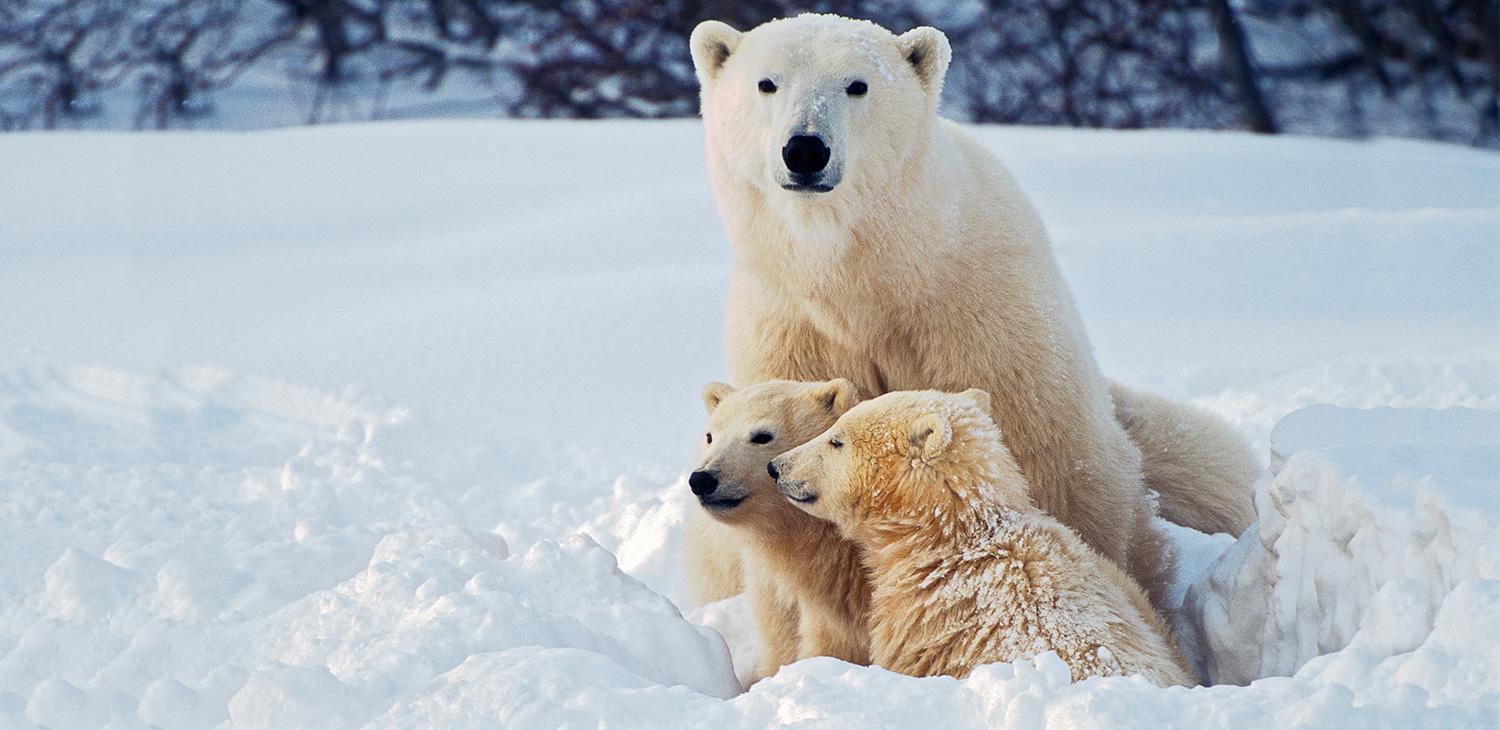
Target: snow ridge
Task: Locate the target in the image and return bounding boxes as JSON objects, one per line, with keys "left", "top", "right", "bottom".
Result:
{"left": 1182, "top": 407, "right": 1500, "bottom": 696}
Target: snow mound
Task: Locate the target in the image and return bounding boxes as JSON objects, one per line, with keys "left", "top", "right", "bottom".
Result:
{"left": 9, "top": 523, "right": 739, "bottom": 728}
{"left": 0, "top": 364, "right": 737, "bottom": 727}
{"left": 235, "top": 529, "right": 738, "bottom": 728}
{"left": 1183, "top": 406, "right": 1500, "bottom": 691}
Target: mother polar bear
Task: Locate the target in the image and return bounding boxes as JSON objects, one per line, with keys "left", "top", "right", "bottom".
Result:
{"left": 685, "top": 14, "right": 1258, "bottom": 606}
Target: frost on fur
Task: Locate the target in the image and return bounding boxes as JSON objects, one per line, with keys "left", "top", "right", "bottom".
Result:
{"left": 774, "top": 390, "right": 1196, "bottom": 686}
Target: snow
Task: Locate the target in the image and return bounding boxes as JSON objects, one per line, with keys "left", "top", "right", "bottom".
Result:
{"left": 1184, "top": 406, "right": 1500, "bottom": 688}
{"left": 1268, "top": 405, "right": 1499, "bottom": 514}
{"left": 0, "top": 120, "right": 1497, "bottom": 727}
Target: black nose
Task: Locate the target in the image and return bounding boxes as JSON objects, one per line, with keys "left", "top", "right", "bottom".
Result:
{"left": 782, "top": 135, "right": 831, "bottom": 176}
{"left": 689, "top": 470, "right": 719, "bottom": 496}
{"left": 767, "top": 461, "right": 779, "bottom": 480}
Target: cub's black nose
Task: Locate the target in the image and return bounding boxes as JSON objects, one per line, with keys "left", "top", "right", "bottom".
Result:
{"left": 766, "top": 461, "right": 779, "bottom": 480}
{"left": 689, "top": 470, "right": 719, "bottom": 496}
{"left": 782, "top": 135, "right": 831, "bottom": 176}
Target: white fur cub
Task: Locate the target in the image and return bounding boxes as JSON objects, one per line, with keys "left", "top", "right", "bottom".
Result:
{"left": 688, "top": 379, "right": 871, "bottom": 683}
{"left": 769, "top": 389, "right": 1195, "bottom": 686}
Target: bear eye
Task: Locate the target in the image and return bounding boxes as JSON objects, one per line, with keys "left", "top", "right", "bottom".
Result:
{"left": 705, "top": 433, "right": 713, "bottom": 444}
{"left": 758, "top": 79, "right": 777, "bottom": 94}
{"left": 829, "top": 438, "right": 844, "bottom": 449}
{"left": 750, "top": 432, "right": 774, "bottom": 445}
{"left": 846, "top": 80, "right": 867, "bottom": 96}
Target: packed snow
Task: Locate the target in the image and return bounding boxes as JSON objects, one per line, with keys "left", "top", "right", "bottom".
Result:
{"left": 1183, "top": 406, "right": 1500, "bottom": 687}
{"left": 0, "top": 120, "right": 1496, "bottom": 727}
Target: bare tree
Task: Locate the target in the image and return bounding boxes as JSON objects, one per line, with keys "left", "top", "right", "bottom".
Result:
{"left": 1210, "top": 0, "right": 1277, "bottom": 132}
{"left": 0, "top": 0, "right": 1493, "bottom": 145}
{"left": 0, "top": 0, "right": 132, "bottom": 128}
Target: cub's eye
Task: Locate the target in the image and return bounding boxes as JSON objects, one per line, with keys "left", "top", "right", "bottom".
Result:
{"left": 829, "top": 438, "right": 844, "bottom": 449}
{"left": 758, "top": 79, "right": 777, "bottom": 94}
{"left": 846, "top": 80, "right": 867, "bottom": 96}
{"left": 750, "top": 432, "right": 774, "bottom": 445}
{"left": 705, "top": 433, "right": 713, "bottom": 444}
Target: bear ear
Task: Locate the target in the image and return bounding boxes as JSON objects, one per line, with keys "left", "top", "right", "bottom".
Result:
{"left": 701, "top": 381, "right": 735, "bottom": 414}
{"left": 896, "top": 26, "right": 951, "bottom": 93}
{"left": 908, "top": 412, "right": 952, "bottom": 461}
{"left": 809, "top": 378, "right": 861, "bottom": 415}
{"left": 959, "top": 388, "right": 992, "bottom": 414}
{"left": 690, "top": 20, "right": 742, "bottom": 84}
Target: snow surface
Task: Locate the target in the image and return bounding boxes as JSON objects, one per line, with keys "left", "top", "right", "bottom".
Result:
{"left": 0, "top": 120, "right": 1497, "bottom": 727}
{"left": 1184, "top": 407, "right": 1499, "bottom": 689}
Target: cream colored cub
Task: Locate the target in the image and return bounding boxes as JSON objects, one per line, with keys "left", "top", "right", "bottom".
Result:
{"left": 689, "top": 379, "right": 871, "bottom": 683}
{"left": 769, "top": 389, "right": 1195, "bottom": 686}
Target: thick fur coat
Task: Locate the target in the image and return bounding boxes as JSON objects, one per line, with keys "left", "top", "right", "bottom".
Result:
{"left": 690, "top": 14, "right": 1180, "bottom": 603}
{"left": 690, "top": 380, "right": 872, "bottom": 682}
{"left": 771, "top": 390, "right": 1196, "bottom": 686}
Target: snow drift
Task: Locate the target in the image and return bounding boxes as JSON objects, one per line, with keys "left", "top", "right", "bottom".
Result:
{"left": 1183, "top": 407, "right": 1499, "bottom": 692}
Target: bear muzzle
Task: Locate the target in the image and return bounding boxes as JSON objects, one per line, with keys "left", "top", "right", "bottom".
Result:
{"left": 776, "top": 479, "right": 816, "bottom": 504}
{"left": 780, "top": 135, "right": 838, "bottom": 193}
{"left": 688, "top": 470, "right": 719, "bottom": 495}
{"left": 782, "top": 135, "right": 830, "bottom": 176}
{"left": 770, "top": 457, "right": 817, "bottom": 504}
{"left": 690, "top": 470, "right": 747, "bottom": 511}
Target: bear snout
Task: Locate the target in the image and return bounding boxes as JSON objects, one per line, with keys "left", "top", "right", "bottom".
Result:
{"left": 777, "top": 478, "right": 815, "bottom": 504}
{"left": 770, "top": 457, "right": 816, "bottom": 504}
{"left": 782, "top": 135, "right": 831, "bottom": 177}
{"left": 688, "top": 470, "right": 719, "bottom": 496}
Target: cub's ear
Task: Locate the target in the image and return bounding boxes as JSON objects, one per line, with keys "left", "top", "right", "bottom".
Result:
{"left": 701, "top": 381, "right": 735, "bottom": 414}
{"left": 959, "top": 388, "right": 992, "bottom": 414}
{"left": 809, "top": 378, "right": 861, "bottom": 415}
{"left": 896, "top": 27, "right": 951, "bottom": 92}
{"left": 908, "top": 412, "right": 952, "bottom": 461}
{"left": 690, "top": 20, "right": 742, "bottom": 84}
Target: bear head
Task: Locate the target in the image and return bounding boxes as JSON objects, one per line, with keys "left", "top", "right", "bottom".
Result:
{"left": 690, "top": 378, "right": 862, "bottom": 527}
{"left": 769, "top": 388, "right": 1033, "bottom": 540}
{"left": 690, "top": 14, "right": 950, "bottom": 201}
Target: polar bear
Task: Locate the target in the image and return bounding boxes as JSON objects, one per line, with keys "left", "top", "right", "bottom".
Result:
{"left": 689, "top": 379, "right": 871, "bottom": 683}
{"left": 1109, "top": 383, "right": 1258, "bottom": 536}
{"left": 689, "top": 13, "right": 1194, "bottom": 603}
{"left": 685, "top": 384, "right": 1260, "bottom": 607}
{"left": 769, "top": 389, "right": 1196, "bottom": 686}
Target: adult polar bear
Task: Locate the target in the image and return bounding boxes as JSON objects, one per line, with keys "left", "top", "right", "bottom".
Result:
{"left": 686, "top": 14, "right": 1257, "bottom": 606}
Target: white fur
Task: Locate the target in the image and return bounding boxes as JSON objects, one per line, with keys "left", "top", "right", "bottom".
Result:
{"left": 691, "top": 14, "right": 1176, "bottom": 603}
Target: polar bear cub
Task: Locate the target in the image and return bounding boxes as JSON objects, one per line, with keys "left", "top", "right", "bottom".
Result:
{"left": 769, "top": 389, "right": 1195, "bottom": 686}
{"left": 690, "top": 379, "right": 872, "bottom": 682}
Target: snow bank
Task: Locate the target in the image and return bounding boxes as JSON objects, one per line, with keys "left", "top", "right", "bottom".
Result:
{"left": 235, "top": 529, "right": 738, "bottom": 728}
{"left": 1183, "top": 406, "right": 1500, "bottom": 693}
{"left": 0, "top": 365, "right": 737, "bottom": 727}
{"left": 8, "top": 501, "right": 738, "bottom": 728}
